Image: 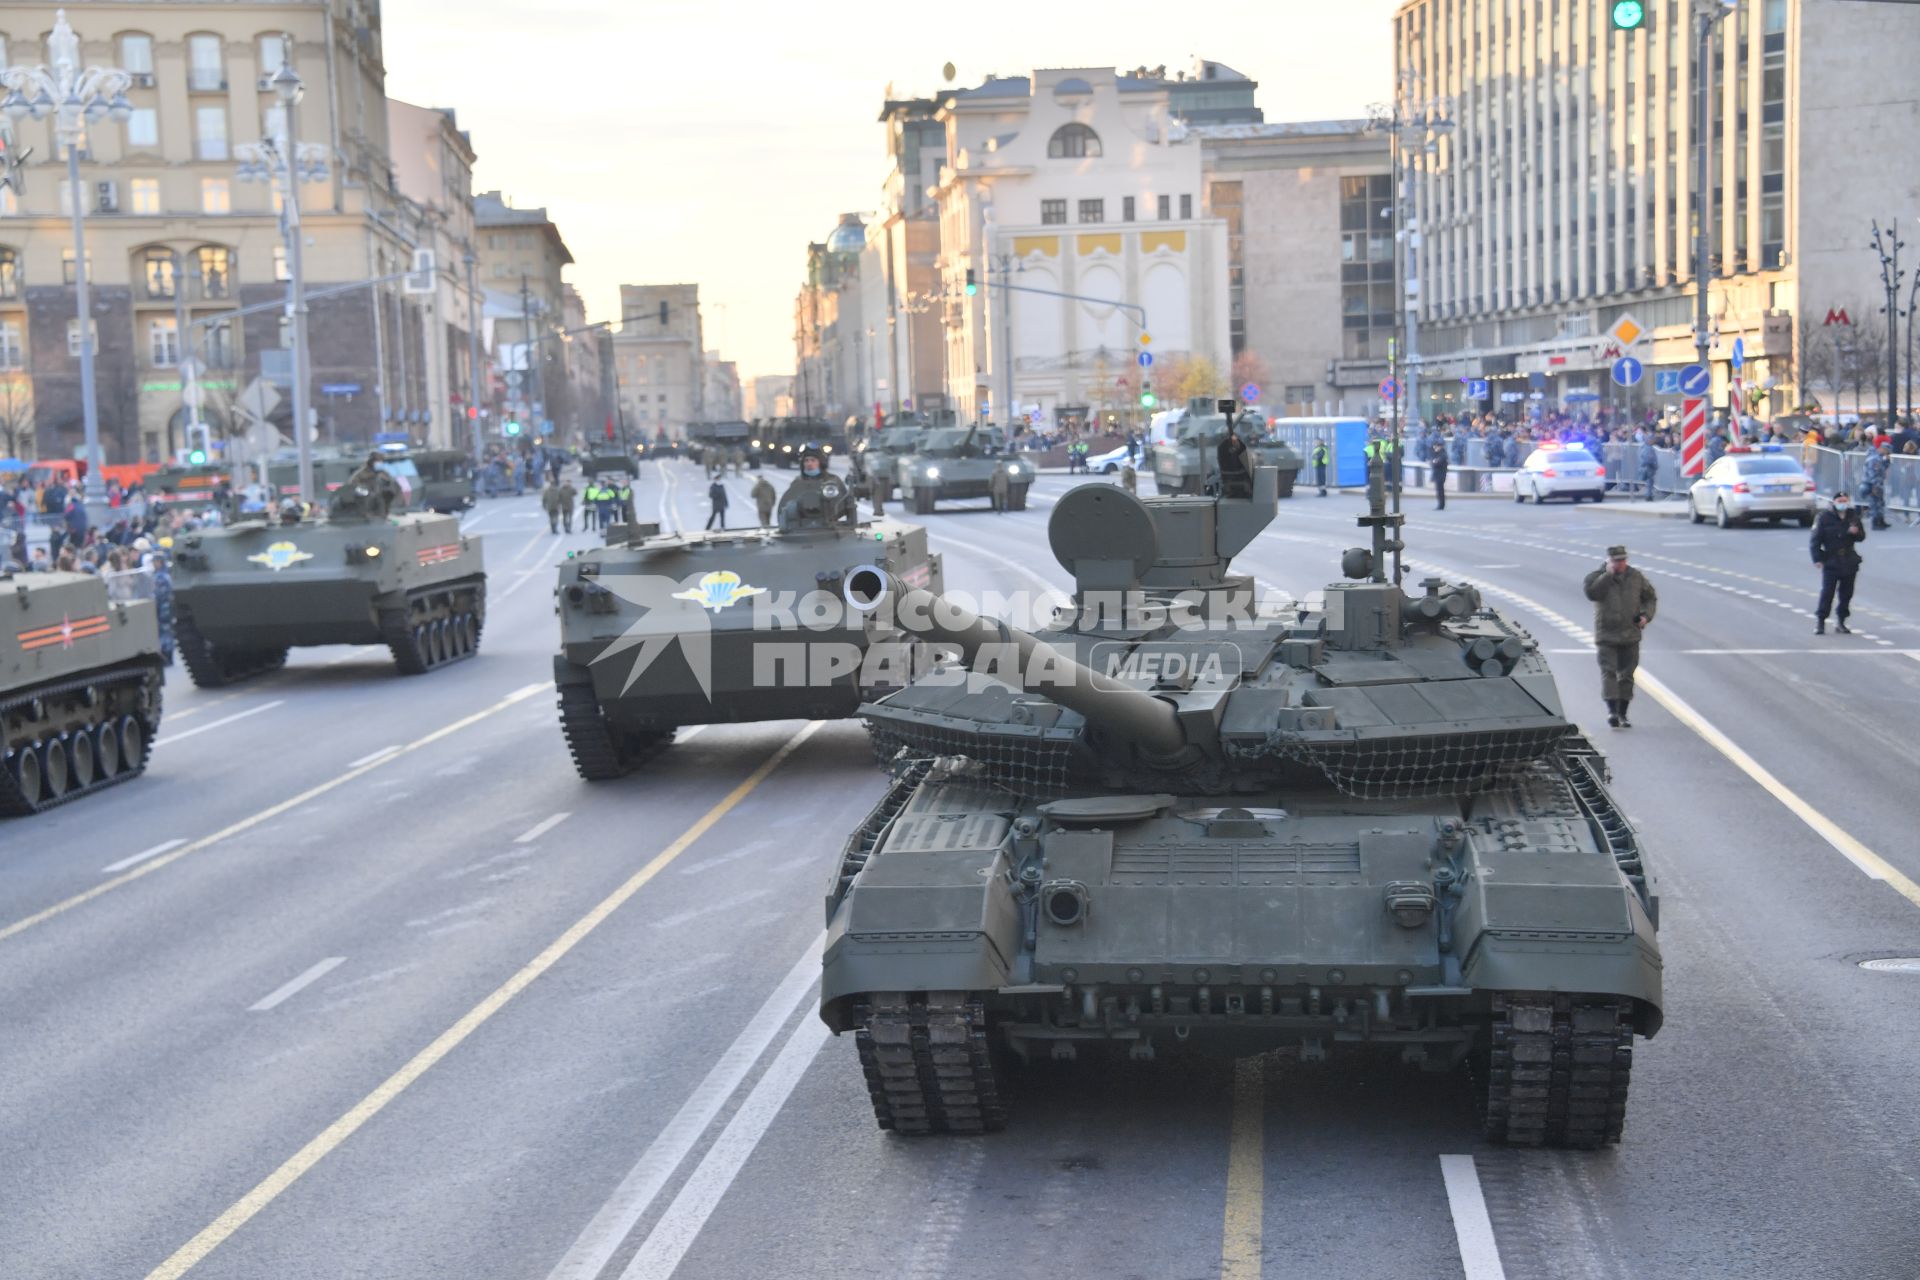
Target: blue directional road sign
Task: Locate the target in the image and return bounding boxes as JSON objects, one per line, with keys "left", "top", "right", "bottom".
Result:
{"left": 1241, "top": 383, "right": 1260, "bottom": 402}
{"left": 1680, "top": 363, "right": 1710, "bottom": 396}
{"left": 1731, "top": 337, "right": 1745, "bottom": 369}
{"left": 1466, "top": 378, "right": 1490, "bottom": 400}
{"left": 1612, "top": 356, "right": 1644, "bottom": 387}
{"left": 1653, "top": 369, "right": 1682, "bottom": 395}
{"left": 1137, "top": 351, "right": 1153, "bottom": 368}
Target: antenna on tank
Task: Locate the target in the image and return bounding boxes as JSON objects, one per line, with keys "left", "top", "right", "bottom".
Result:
{"left": 1355, "top": 445, "right": 1405, "bottom": 586}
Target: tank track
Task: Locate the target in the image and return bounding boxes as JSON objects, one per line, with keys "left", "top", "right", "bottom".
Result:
{"left": 175, "top": 613, "right": 288, "bottom": 689}
{"left": 1481, "top": 993, "right": 1633, "bottom": 1149}
{"left": 555, "top": 677, "right": 674, "bottom": 781}
{"left": 852, "top": 991, "right": 1006, "bottom": 1135}
{"left": 379, "top": 578, "right": 486, "bottom": 676}
{"left": 0, "top": 664, "right": 161, "bottom": 817}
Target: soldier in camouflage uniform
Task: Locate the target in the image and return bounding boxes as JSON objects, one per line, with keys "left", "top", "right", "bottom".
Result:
{"left": 332, "top": 452, "right": 402, "bottom": 520}
{"left": 778, "top": 449, "right": 859, "bottom": 529}
{"left": 1858, "top": 440, "right": 1891, "bottom": 529}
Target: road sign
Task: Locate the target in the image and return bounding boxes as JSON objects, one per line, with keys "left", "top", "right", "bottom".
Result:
{"left": 320, "top": 382, "right": 361, "bottom": 396}
{"left": 1240, "top": 383, "right": 1260, "bottom": 402}
{"left": 1379, "top": 378, "right": 1398, "bottom": 399}
{"left": 1137, "top": 352, "right": 1153, "bottom": 368}
{"left": 1653, "top": 369, "right": 1681, "bottom": 395}
{"left": 1731, "top": 337, "right": 1745, "bottom": 369}
{"left": 1466, "top": 378, "right": 1490, "bottom": 400}
{"left": 237, "top": 377, "right": 281, "bottom": 425}
{"left": 1681, "top": 397, "right": 1708, "bottom": 476}
{"left": 504, "top": 370, "right": 525, "bottom": 389}
{"left": 1139, "top": 333, "right": 1151, "bottom": 346}
{"left": 1612, "top": 356, "right": 1644, "bottom": 387}
{"left": 1608, "top": 313, "right": 1645, "bottom": 347}
{"left": 259, "top": 348, "right": 294, "bottom": 390}
{"left": 1680, "top": 363, "right": 1709, "bottom": 396}
{"left": 181, "top": 381, "right": 205, "bottom": 411}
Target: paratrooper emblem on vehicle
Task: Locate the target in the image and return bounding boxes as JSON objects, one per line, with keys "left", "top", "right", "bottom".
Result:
{"left": 247, "top": 541, "right": 315, "bottom": 572}
{"left": 671, "top": 570, "right": 766, "bottom": 612}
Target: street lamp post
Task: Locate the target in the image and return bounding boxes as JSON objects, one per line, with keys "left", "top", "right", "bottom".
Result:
{"left": 1869, "top": 219, "right": 1905, "bottom": 428}
{"left": 1, "top": 10, "right": 131, "bottom": 512}
{"left": 463, "top": 245, "right": 485, "bottom": 465}
{"left": 1691, "top": 1, "right": 1736, "bottom": 396}
{"left": 235, "top": 54, "right": 328, "bottom": 503}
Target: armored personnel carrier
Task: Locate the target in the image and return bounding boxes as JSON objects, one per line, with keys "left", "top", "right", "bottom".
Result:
{"left": 2, "top": 570, "right": 164, "bottom": 814}
{"left": 169, "top": 477, "right": 486, "bottom": 687}
{"left": 553, "top": 468, "right": 943, "bottom": 780}
{"left": 896, "top": 425, "right": 1034, "bottom": 513}
{"left": 1152, "top": 400, "right": 1303, "bottom": 497}
{"left": 821, "top": 457, "right": 1662, "bottom": 1146}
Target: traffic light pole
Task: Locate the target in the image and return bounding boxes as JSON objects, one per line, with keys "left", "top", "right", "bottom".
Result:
{"left": 1691, "top": 1, "right": 1733, "bottom": 398}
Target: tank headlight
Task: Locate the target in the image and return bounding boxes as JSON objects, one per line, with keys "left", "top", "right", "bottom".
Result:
{"left": 1007, "top": 464, "right": 1022, "bottom": 475}
{"left": 782, "top": 444, "right": 793, "bottom": 453}
{"left": 365, "top": 546, "right": 380, "bottom": 558}
{"left": 823, "top": 445, "right": 833, "bottom": 452}
{"left": 924, "top": 466, "right": 941, "bottom": 479}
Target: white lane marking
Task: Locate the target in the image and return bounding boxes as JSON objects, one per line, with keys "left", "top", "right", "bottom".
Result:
{"left": 1439, "top": 1155, "right": 1509, "bottom": 1280}
{"left": 1677, "top": 648, "right": 1920, "bottom": 656}
{"left": 102, "top": 838, "right": 186, "bottom": 874}
{"left": 618, "top": 1014, "right": 830, "bottom": 1280}
{"left": 676, "top": 725, "right": 707, "bottom": 743}
{"left": 405, "top": 896, "right": 499, "bottom": 929}
{"left": 1475, "top": 563, "right": 1520, "bottom": 569}
{"left": 509, "top": 531, "right": 551, "bottom": 568}
{"left": 348, "top": 745, "right": 401, "bottom": 768}
{"left": 323, "top": 644, "right": 385, "bottom": 666}
{"left": 248, "top": 956, "right": 347, "bottom": 1012}
{"left": 514, "top": 811, "right": 571, "bottom": 844}
{"left": 153, "top": 700, "right": 285, "bottom": 747}
{"left": 542, "top": 938, "right": 824, "bottom": 1280}
{"left": 497, "top": 565, "right": 549, "bottom": 602}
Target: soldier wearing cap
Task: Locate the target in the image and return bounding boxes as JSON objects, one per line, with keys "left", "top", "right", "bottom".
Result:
{"left": 1583, "top": 544, "right": 1658, "bottom": 728}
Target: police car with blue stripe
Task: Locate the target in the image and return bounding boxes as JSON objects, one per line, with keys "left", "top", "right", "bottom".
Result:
{"left": 1687, "top": 444, "right": 1817, "bottom": 528}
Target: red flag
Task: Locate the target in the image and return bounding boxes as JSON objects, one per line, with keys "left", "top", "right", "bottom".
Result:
{"left": 605, "top": 416, "right": 614, "bottom": 441}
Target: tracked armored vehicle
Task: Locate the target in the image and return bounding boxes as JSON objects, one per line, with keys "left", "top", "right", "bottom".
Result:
{"left": 896, "top": 425, "right": 1032, "bottom": 513}
{"left": 1152, "top": 400, "right": 1303, "bottom": 497}
{"left": 169, "top": 479, "right": 485, "bottom": 687}
{"left": 2, "top": 570, "right": 164, "bottom": 815}
{"left": 553, "top": 468, "right": 943, "bottom": 780}
{"left": 851, "top": 424, "right": 929, "bottom": 502}
{"left": 821, "top": 458, "right": 1662, "bottom": 1146}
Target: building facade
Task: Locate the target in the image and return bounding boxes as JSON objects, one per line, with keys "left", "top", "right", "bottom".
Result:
{"left": 931, "top": 68, "right": 1232, "bottom": 429}
{"left": 1393, "top": 0, "right": 1920, "bottom": 420}
{"left": 0, "top": 1, "right": 418, "bottom": 463}
{"left": 611, "top": 282, "right": 702, "bottom": 439}
{"left": 474, "top": 190, "right": 575, "bottom": 438}
{"left": 792, "top": 217, "right": 866, "bottom": 423}
{"left": 386, "top": 98, "right": 477, "bottom": 448}
{"left": 747, "top": 373, "right": 793, "bottom": 419}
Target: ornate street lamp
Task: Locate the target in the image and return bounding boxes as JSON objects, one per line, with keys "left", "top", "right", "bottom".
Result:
{"left": 1, "top": 10, "right": 131, "bottom": 510}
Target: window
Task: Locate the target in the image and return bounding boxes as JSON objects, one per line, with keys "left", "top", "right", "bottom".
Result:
{"left": 1077, "top": 198, "right": 1104, "bottom": 224}
{"left": 272, "top": 245, "right": 289, "bottom": 281}
{"left": 0, "top": 248, "right": 16, "bottom": 299}
{"left": 67, "top": 318, "right": 97, "bottom": 357}
{"left": 120, "top": 34, "right": 153, "bottom": 75}
{"left": 259, "top": 34, "right": 288, "bottom": 75}
{"left": 0, "top": 320, "right": 21, "bottom": 370}
{"left": 197, "top": 246, "right": 231, "bottom": 299}
{"left": 200, "top": 178, "right": 231, "bottom": 214}
{"left": 188, "top": 35, "right": 225, "bottom": 91}
{"left": 1157, "top": 194, "right": 1171, "bottom": 220}
{"left": 61, "top": 248, "right": 90, "bottom": 284}
{"left": 1180, "top": 194, "right": 1192, "bottom": 219}
{"left": 195, "top": 106, "right": 228, "bottom": 160}
{"left": 143, "top": 248, "right": 176, "bottom": 299}
{"left": 149, "top": 316, "right": 180, "bottom": 367}
{"left": 1122, "top": 196, "right": 1135, "bottom": 222}
{"left": 1040, "top": 199, "right": 1067, "bottom": 225}
{"left": 205, "top": 319, "right": 235, "bottom": 369}
{"left": 1047, "top": 124, "right": 1101, "bottom": 158}
{"left": 126, "top": 107, "right": 158, "bottom": 149}
{"left": 129, "top": 177, "right": 160, "bottom": 214}
{"left": 1284, "top": 384, "right": 1315, "bottom": 405}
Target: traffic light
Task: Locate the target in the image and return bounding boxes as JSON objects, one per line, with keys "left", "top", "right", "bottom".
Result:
{"left": 964, "top": 269, "right": 977, "bottom": 296}
{"left": 185, "top": 423, "right": 211, "bottom": 465}
{"left": 505, "top": 419, "right": 521, "bottom": 437}
{"left": 1139, "top": 390, "right": 1156, "bottom": 409}
{"left": 1609, "top": 0, "right": 1646, "bottom": 30}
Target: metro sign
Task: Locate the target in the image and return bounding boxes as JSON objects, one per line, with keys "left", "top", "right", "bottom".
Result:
{"left": 1824, "top": 309, "right": 1852, "bottom": 326}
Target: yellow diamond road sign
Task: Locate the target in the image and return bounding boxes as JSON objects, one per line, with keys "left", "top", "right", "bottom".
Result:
{"left": 1609, "top": 315, "right": 1644, "bottom": 347}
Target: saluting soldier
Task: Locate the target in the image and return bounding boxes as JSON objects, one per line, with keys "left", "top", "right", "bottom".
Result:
{"left": 1583, "top": 545, "right": 1658, "bottom": 729}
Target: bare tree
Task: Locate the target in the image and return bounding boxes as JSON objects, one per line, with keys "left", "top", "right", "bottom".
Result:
{"left": 0, "top": 375, "right": 33, "bottom": 457}
{"left": 1843, "top": 318, "right": 1887, "bottom": 420}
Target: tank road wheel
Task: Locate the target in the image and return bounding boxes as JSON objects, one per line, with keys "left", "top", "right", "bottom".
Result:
{"left": 118, "top": 714, "right": 150, "bottom": 777}
{"left": 913, "top": 487, "right": 936, "bottom": 516}
{"left": 464, "top": 610, "right": 484, "bottom": 655}
{"left": 428, "top": 620, "right": 446, "bottom": 666}
{"left": 1479, "top": 994, "right": 1634, "bottom": 1150}
{"left": 379, "top": 607, "right": 432, "bottom": 676}
{"left": 851, "top": 992, "right": 1006, "bottom": 1135}
{"left": 94, "top": 720, "right": 122, "bottom": 777}
{"left": 9, "top": 746, "right": 43, "bottom": 810}
{"left": 39, "top": 738, "right": 70, "bottom": 799}
{"left": 175, "top": 615, "right": 231, "bottom": 689}
{"left": 67, "top": 731, "right": 96, "bottom": 790}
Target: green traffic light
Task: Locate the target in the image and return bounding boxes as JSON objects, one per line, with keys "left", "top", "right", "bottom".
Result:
{"left": 188, "top": 449, "right": 207, "bottom": 465}
{"left": 1610, "top": 0, "right": 1645, "bottom": 29}
{"left": 1139, "top": 391, "right": 1156, "bottom": 408}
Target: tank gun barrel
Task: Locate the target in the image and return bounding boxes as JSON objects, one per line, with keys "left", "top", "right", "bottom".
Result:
{"left": 844, "top": 567, "right": 1186, "bottom": 758}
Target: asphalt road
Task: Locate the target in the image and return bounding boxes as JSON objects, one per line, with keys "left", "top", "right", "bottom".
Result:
{"left": 5, "top": 459, "right": 1918, "bottom": 1280}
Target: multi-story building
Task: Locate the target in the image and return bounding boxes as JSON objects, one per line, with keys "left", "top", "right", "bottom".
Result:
{"left": 611, "top": 283, "right": 702, "bottom": 439}
{"left": 474, "top": 189, "right": 574, "bottom": 436}
{"left": 1393, "top": 0, "right": 1920, "bottom": 420}
{"left": 1195, "top": 121, "right": 1396, "bottom": 416}
{"left": 747, "top": 373, "right": 793, "bottom": 419}
{"left": 387, "top": 99, "right": 478, "bottom": 448}
{"left": 0, "top": 2, "right": 417, "bottom": 463}
{"left": 871, "top": 97, "right": 948, "bottom": 418}
{"left": 702, "top": 350, "right": 741, "bottom": 420}
{"left": 792, "top": 217, "right": 866, "bottom": 423}
{"left": 561, "top": 284, "right": 608, "bottom": 442}
{"left": 931, "top": 67, "right": 1232, "bottom": 429}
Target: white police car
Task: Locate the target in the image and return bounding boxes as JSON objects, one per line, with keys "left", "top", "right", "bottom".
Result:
{"left": 1514, "top": 446, "right": 1607, "bottom": 503}
{"left": 1085, "top": 443, "right": 1138, "bottom": 473}
{"left": 1688, "top": 446, "right": 1817, "bottom": 528}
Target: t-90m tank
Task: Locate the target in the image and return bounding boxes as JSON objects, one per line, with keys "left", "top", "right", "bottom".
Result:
{"left": 2, "top": 570, "right": 164, "bottom": 814}
{"left": 169, "top": 471, "right": 486, "bottom": 686}
{"left": 1152, "top": 400, "right": 1303, "bottom": 498}
{"left": 821, "top": 457, "right": 1662, "bottom": 1146}
{"left": 553, "top": 462, "right": 943, "bottom": 780}
{"left": 896, "top": 425, "right": 1034, "bottom": 513}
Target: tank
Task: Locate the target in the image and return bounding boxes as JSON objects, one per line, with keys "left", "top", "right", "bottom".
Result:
{"left": 851, "top": 424, "right": 929, "bottom": 501}
{"left": 552, "top": 468, "right": 944, "bottom": 780}
{"left": 168, "top": 481, "right": 486, "bottom": 687}
{"left": 896, "top": 425, "right": 1035, "bottom": 513}
{"left": 820, "top": 455, "right": 1662, "bottom": 1146}
{"left": 2, "top": 570, "right": 164, "bottom": 814}
{"left": 1152, "top": 400, "right": 1303, "bottom": 497}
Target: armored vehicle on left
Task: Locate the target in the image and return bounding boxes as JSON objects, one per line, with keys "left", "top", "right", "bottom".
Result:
{"left": 553, "top": 462, "right": 942, "bottom": 780}
{"left": 170, "top": 469, "right": 486, "bottom": 687}
{"left": 2, "top": 570, "right": 164, "bottom": 815}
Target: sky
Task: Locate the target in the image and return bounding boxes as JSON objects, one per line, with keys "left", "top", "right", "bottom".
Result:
{"left": 382, "top": 0, "right": 1403, "bottom": 385}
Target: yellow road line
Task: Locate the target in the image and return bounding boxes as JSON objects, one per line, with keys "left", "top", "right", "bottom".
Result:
{"left": 142, "top": 720, "right": 822, "bottom": 1280}
{"left": 0, "top": 682, "right": 552, "bottom": 945}
{"left": 1221, "top": 1056, "right": 1265, "bottom": 1280}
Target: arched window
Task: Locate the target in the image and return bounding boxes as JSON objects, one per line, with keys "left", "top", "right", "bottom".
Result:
{"left": 1048, "top": 124, "right": 1101, "bottom": 159}
{"left": 0, "top": 247, "right": 18, "bottom": 300}
{"left": 141, "top": 247, "right": 175, "bottom": 300}
{"left": 196, "top": 245, "right": 231, "bottom": 299}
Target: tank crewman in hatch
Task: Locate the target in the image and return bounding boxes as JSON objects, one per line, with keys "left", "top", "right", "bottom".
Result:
{"left": 1216, "top": 425, "right": 1253, "bottom": 499}
{"left": 1583, "top": 544, "right": 1658, "bottom": 729}
{"left": 332, "top": 452, "right": 402, "bottom": 520}
{"left": 778, "top": 448, "right": 859, "bottom": 530}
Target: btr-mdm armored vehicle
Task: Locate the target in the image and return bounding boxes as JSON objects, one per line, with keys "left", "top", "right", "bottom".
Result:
{"left": 821, "top": 458, "right": 1662, "bottom": 1146}
{"left": 169, "top": 474, "right": 486, "bottom": 686}
{"left": 2, "top": 570, "right": 164, "bottom": 814}
{"left": 553, "top": 466, "right": 942, "bottom": 780}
